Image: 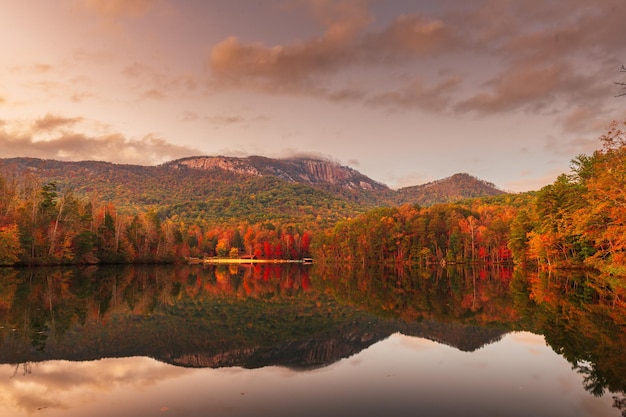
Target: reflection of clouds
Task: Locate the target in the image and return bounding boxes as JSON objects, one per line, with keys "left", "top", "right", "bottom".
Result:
{"left": 527, "top": 347, "right": 544, "bottom": 357}
{"left": 393, "top": 333, "right": 440, "bottom": 352}
{"left": 0, "top": 357, "right": 188, "bottom": 414}
{"left": 0, "top": 333, "right": 617, "bottom": 417}
{"left": 508, "top": 331, "right": 546, "bottom": 347}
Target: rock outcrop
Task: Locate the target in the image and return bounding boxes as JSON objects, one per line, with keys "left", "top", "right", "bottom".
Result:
{"left": 169, "top": 156, "right": 388, "bottom": 191}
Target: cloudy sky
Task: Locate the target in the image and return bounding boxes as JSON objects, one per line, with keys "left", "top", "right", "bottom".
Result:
{"left": 1, "top": 0, "right": 625, "bottom": 191}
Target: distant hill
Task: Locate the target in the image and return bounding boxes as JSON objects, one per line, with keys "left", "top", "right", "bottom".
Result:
{"left": 395, "top": 173, "right": 505, "bottom": 206}
{"left": 0, "top": 157, "right": 505, "bottom": 224}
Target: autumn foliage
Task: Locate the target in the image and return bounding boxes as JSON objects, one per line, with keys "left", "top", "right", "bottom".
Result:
{"left": 0, "top": 173, "right": 312, "bottom": 265}
{"left": 1, "top": 121, "right": 626, "bottom": 283}
{"left": 314, "top": 121, "right": 626, "bottom": 283}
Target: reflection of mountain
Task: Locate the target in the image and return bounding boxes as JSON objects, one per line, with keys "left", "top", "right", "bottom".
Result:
{"left": 0, "top": 265, "right": 509, "bottom": 369}
{"left": 163, "top": 318, "right": 392, "bottom": 370}
{"left": 0, "top": 304, "right": 506, "bottom": 371}
{"left": 400, "top": 321, "right": 505, "bottom": 352}
{"left": 165, "top": 321, "right": 507, "bottom": 370}
{"left": 0, "top": 317, "right": 507, "bottom": 371}
{"left": 0, "top": 262, "right": 624, "bottom": 407}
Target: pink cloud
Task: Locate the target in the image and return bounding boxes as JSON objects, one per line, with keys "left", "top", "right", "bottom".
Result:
{"left": 207, "top": 0, "right": 623, "bottom": 123}
{"left": 32, "top": 114, "right": 83, "bottom": 132}
{"left": 455, "top": 66, "right": 560, "bottom": 113}
{"left": 368, "top": 76, "right": 461, "bottom": 112}
{"left": 361, "top": 14, "right": 461, "bottom": 62}
{"left": 208, "top": 3, "right": 462, "bottom": 97}
{"left": 79, "top": 0, "right": 158, "bottom": 18}
{"left": 0, "top": 120, "right": 200, "bottom": 165}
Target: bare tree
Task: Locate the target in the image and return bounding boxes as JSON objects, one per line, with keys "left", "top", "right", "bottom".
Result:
{"left": 616, "top": 65, "right": 626, "bottom": 97}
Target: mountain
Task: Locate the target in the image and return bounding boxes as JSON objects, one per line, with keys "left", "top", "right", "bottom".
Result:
{"left": 0, "top": 156, "right": 381, "bottom": 225}
{"left": 0, "top": 157, "right": 504, "bottom": 224}
{"left": 395, "top": 173, "right": 505, "bottom": 206}
{"left": 167, "top": 155, "right": 388, "bottom": 191}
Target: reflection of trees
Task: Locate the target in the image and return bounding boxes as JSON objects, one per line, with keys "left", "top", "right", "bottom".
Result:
{"left": 315, "top": 264, "right": 516, "bottom": 327}
{"left": 518, "top": 269, "right": 626, "bottom": 414}
{"left": 1, "top": 264, "right": 625, "bottom": 413}
{"left": 614, "top": 395, "right": 626, "bottom": 417}
{"left": 0, "top": 264, "right": 319, "bottom": 364}
{"left": 316, "top": 264, "right": 626, "bottom": 413}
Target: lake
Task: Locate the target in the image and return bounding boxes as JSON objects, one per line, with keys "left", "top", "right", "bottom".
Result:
{"left": 0, "top": 264, "right": 624, "bottom": 417}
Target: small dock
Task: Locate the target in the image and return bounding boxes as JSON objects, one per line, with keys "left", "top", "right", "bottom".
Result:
{"left": 200, "top": 258, "right": 311, "bottom": 265}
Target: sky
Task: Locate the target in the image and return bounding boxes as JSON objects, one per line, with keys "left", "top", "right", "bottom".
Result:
{"left": 1, "top": 0, "right": 625, "bottom": 192}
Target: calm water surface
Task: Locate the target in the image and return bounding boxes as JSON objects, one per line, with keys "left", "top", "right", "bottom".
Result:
{"left": 0, "top": 264, "right": 624, "bottom": 417}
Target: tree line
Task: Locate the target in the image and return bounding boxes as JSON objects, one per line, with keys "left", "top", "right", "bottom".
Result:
{"left": 0, "top": 171, "right": 312, "bottom": 265}
{"left": 315, "top": 121, "right": 626, "bottom": 281}
{"left": 1, "top": 121, "right": 626, "bottom": 282}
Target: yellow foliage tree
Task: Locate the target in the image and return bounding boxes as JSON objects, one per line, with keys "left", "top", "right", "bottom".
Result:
{"left": 0, "top": 224, "right": 22, "bottom": 265}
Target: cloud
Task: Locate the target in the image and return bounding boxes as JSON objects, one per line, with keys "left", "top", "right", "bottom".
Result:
{"left": 450, "top": 0, "right": 626, "bottom": 115}
{"left": 544, "top": 132, "right": 599, "bottom": 158}
{"left": 180, "top": 111, "right": 200, "bottom": 122}
{"left": 307, "top": 0, "right": 374, "bottom": 43}
{"left": 140, "top": 88, "right": 166, "bottom": 100}
{"left": 208, "top": 2, "right": 462, "bottom": 98}
{"left": 206, "top": 115, "right": 246, "bottom": 126}
{"left": 70, "top": 91, "right": 95, "bottom": 103}
{"left": 360, "top": 14, "right": 461, "bottom": 62}
{"left": 206, "top": 0, "right": 625, "bottom": 130}
{"left": 323, "top": 87, "right": 365, "bottom": 102}
{"left": 180, "top": 111, "right": 268, "bottom": 129}
{"left": 0, "top": 121, "right": 200, "bottom": 165}
{"left": 122, "top": 62, "right": 151, "bottom": 79}
{"left": 209, "top": 35, "right": 344, "bottom": 94}
{"left": 561, "top": 106, "right": 611, "bottom": 135}
{"left": 368, "top": 76, "right": 461, "bottom": 112}
{"left": 122, "top": 62, "right": 199, "bottom": 101}
{"left": 32, "top": 114, "right": 83, "bottom": 132}
{"left": 79, "top": 0, "right": 158, "bottom": 18}
{"left": 454, "top": 65, "right": 561, "bottom": 113}
{"left": 453, "top": 59, "right": 616, "bottom": 119}
{"left": 274, "top": 149, "right": 337, "bottom": 162}
{"left": 0, "top": 358, "right": 187, "bottom": 414}
{"left": 9, "top": 63, "right": 53, "bottom": 74}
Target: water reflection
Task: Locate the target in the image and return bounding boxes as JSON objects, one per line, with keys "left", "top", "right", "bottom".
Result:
{"left": 0, "top": 333, "right": 616, "bottom": 417}
{"left": 0, "top": 264, "right": 624, "bottom": 416}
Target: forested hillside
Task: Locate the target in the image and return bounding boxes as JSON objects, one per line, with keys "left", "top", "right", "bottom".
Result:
{"left": 316, "top": 121, "right": 626, "bottom": 284}
{"left": 1, "top": 121, "right": 625, "bottom": 286}
{"left": 0, "top": 156, "right": 502, "bottom": 223}
{"left": 394, "top": 173, "right": 505, "bottom": 206}
{"left": 0, "top": 158, "right": 367, "bottom": 226}
{"left": 0, "top": 155, "right": 506, "bottom": 266}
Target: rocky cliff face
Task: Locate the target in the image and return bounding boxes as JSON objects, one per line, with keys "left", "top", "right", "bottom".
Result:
{"left": 175, "top": 156, "right": 260, "bottom": 176}
{"left": 170, "top": 156, "right": 388, "bottom": 191}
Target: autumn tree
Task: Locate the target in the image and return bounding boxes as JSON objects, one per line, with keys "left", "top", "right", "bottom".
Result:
{"left": 0, "top": 224, "right": 22, "bottom": 265}
{"left": 577, "top": 121, "right": 626, "bottom": 274}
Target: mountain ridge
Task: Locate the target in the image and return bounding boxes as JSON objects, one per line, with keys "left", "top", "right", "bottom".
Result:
{"left": 394, "top": 172, "right": 505, "bottom": 205}
{"left": 0, "top": 156, "right": 506, "bottom": 224}
{"left": 165, "top": 155, "right": 389, "bottom": 191}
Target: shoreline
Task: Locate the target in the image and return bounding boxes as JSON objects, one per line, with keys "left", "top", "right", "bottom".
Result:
{"left": 198, "top": 258, "right": 311, "bottom": 265}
